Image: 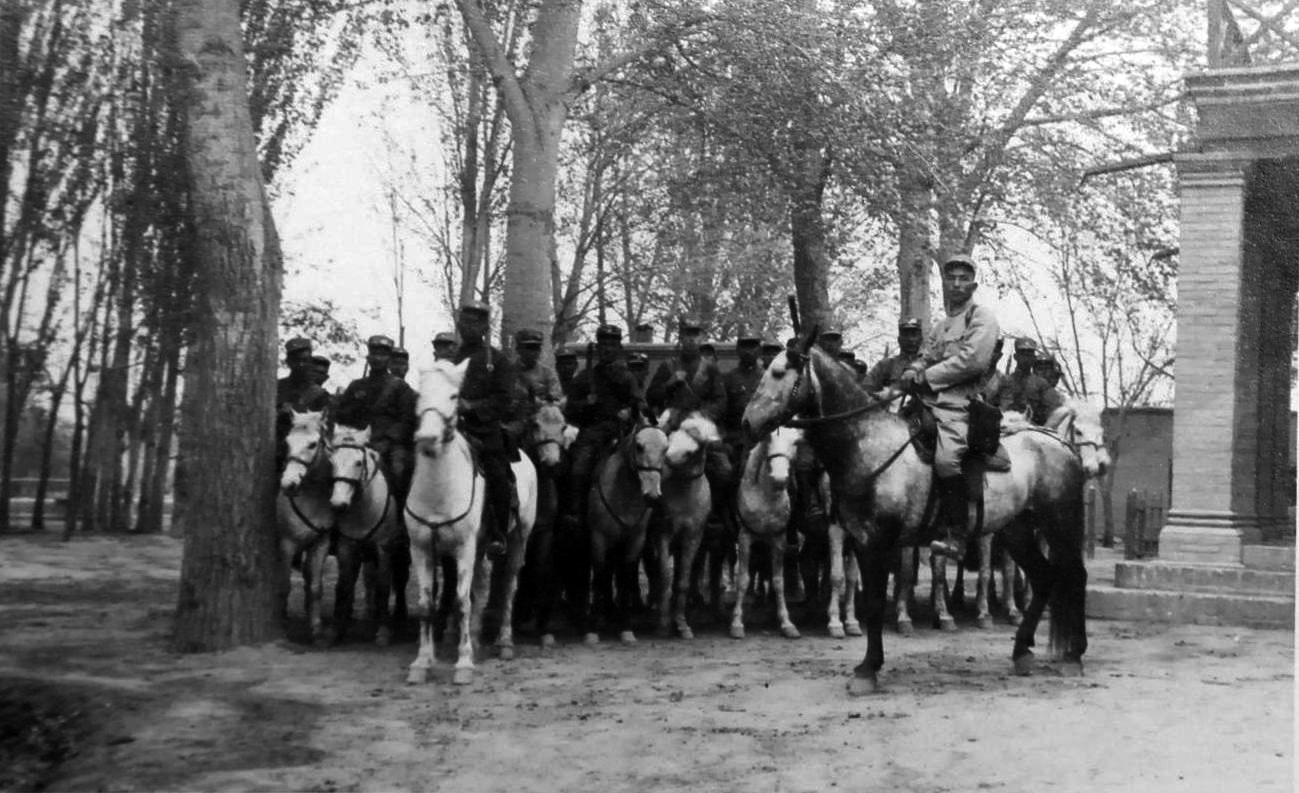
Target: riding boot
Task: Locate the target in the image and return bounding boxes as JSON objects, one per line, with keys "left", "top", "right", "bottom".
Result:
{"left": 930, "top": 474, "right": 969, "bottom": 560}
{"left": 485, "top": 481, "right": 511, "bottom": 559}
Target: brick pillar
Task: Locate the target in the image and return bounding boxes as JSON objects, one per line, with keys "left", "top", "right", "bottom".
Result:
{"left": 1160, "top": 159, "right": 1263, "bottom": 564}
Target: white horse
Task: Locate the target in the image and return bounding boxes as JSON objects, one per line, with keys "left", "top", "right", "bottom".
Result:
{"left": 730, "top": 426, "right": 799, "bottom": 639}
{"left": 405, "top": 361, "right": 537, "bottom": 685}
{"left": 327, "top": 423, "right": 406, "bottom": 646}
{"left": 277, "top": 410, "right": 336, "bottom": 646}
{"left": 655, "top": 411, "right": 719, "bottom": 639}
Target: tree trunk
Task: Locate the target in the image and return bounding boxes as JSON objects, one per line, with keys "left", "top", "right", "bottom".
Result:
{"left": 789, "top": 175, "right": 831, "bottom": 331}
{"left": 895, "top": 168, "right": 935, "bottom": 327}
{"left": 30, "top": 381, "right": 67, "bottom": 531}
{"left": 171, "top": 0, "right": 283, "bottom": 652}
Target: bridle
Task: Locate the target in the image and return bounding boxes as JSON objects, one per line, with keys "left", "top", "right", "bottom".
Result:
{"left": 775, "top": 351, "right": 900, "bottom": 429}
{"left": 593, "top": 427, "right": 663, "bottom": 533}
{"left": 664, "top": 431, "right": 709, "bottom": 481}
{"left": 417, "top": 404, "right": 457, "bottom": 447}
{"left": 328, "top": 437, "right": 392, "bottom": 543}
{"left": 284, "top": 423, "right": 331, "bottom": 536}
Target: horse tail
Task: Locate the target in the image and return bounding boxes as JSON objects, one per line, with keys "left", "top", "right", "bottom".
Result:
{"left": 1047, "top": 476, "right": 1088, "bottom": 662}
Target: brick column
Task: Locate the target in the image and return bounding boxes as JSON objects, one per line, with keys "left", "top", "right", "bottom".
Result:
{"left": 1160, "top": 158, "right": 1262, "bottom": 564}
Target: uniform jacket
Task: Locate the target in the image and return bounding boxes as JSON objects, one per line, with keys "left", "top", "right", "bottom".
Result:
{"left": 646, "top": 356, "right": 726, "bottom": 424}
{"left": 275, "top": 375, "right": 332, "bottom": 440}
{"left": 514, "top": 361, "right": 563, "bottom": 418}
{"left": 865, "top": 352, "right": 922, "bottom": 393}
{"left": 564, "top": 359, "right": 642, "bottom": 428}
{"left": 721, "top": 363, "right": 762, "bottom": 434}
{"left": 919, "top": 299, "right": 1000, "bottom": 402}
{"left": 993, "top": 369, "right": 1061, "bottom": 423}
{"left": 336, "top": 372, "right": 416, "bottom": 448}
{"left": 455, "top": 339, "right": 516, "bottom": 447}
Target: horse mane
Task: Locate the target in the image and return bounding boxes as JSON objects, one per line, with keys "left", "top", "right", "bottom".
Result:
{"left": 674, "top": 412, "right": 720, "bottom": 445}
{"left": 332, "top": 422, "right": 369, "bottom": 444}
{"left": 808, "top": 348, "right": 873, "bottom": 408}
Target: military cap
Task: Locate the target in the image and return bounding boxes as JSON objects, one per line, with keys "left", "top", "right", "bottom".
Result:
{"left": 458, "top": 300, "right": 490, "bottom": 319}
{"left": 760, "top": 340, "right": 784, "bottom": 354}
{"left": 699, "top": 342, "right": 716, "bottom": 356}
{"left": 391, "top": 347, "right": 410, "bottom": 360}
{"left": 367, "top": 334, "right": 395, "bottom": 351}
{"left": 942, "top": 253, "right": 977, "bottom": 275}
{"left": 838, "top": 351, "right": 857, "bottom": 363}
{"left": 898, "top": 318, "right": 923, "bottom": 332}
{"left": 1014, "top": 336, "right": 1038, "bottom": 352}
{"left": 515, "top": 328, "right": 544, "bottom": 347}
{"left": 628, "top": 352, "right": 649, "bottom": 369}
{"left": 678, "top": 317, "right": 704, "bottom": 334}
{"left": 735, "top": 329, "right": 762, "bottom": 346}
{"left": 310, "top": 354, "right": 331, "bottom": 370}
{"left": 819, "top": 328, "right": 843, "bottom": 340}
{"left": 1034, "top": 350, "right": 1057, "bottom": 364}
{"left": 432, "top": 331, "right": 457, "bottom": 346}
{"left": 595, "top": 324, "right": 623, "bottom": 341}
{"left": 555, "top": 347, "right": 578, "bottom": 361}
{"left": 285, "top": 337, "right": 312, "bottom": 357}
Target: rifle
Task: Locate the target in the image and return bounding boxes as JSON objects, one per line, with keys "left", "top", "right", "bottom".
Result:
{"left": 787, "top": 294, "right": 802, "bottom": 336}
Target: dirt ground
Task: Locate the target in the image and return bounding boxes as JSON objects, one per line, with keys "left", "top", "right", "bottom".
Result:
{"left": 0, "top": 533, "right": 1292, "bottom": 793}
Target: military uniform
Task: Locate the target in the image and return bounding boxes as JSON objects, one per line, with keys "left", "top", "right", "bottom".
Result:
{"left": 275, "top": 337, "right": 332, "bottom": 469}
{"left": 721, "top": 335, "right": 763, "bottom": 449}
{"left": 646, "top": 319, "right": 732, "bottom": 487}
{"left": 865, "top": 352, "right": 922, "bottom": 394}
{"left": 555, "top": 348, "right": 580, "bottom": 401}
{"left": 335, "top": 335, "right": 418, "bottom": 497}
{"left": 508, "top": 328, "right": 562, "bottom": 453}
{"left": 562, "top": 325, "right": 643, "bottom": 527}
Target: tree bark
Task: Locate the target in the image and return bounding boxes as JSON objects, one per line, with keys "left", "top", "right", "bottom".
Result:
{"left": 895, "top": 168, "right": 935, "bottom": 326}
{"left": 789, "top": 171, "right": 831, "bottom": 331}
{"left": 171, "top": 0, "right": 283, "bottom": 652}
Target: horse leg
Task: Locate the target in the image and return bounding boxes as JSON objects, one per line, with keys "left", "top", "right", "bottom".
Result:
{"left": 1002, "top": 521, "right": 1053, "bottom": 675}
{"left": 654, "top": 531, "right": 675, "bottom": 638}
{"left": 372, "top": 546, "right": 394, "bottom": 647}
{"left": 331, "top": 538, "right": 361, "bottom": 645}
{"left": 452, "top": 547, "right": 479, "bottom": 685}
{"left": 843, "top": 545, "right": 862, "bottom": 637}
{"left": 771, "top": 534, "right": 799, "bottom": 639}
{"left": 469, "top": 550, "right": 492, "bottom": 646}
{"left": 435, "top": 555, "right": 457, "bottom": 646}
{"left": 584, "top": 529, "right": 610, "bottom": 645}
{"left": 278, "top": 537, "right": 297, "bottom": 625}
{"left": 531, "top": 524, "right": 558, "bottom": 649}
{"left": 975, "top": 533, "right": 994, "bottom": 629}
{"left": 929, "top": 550, "right": 956, "bottom": 631}
{"left": 1002, "top": 546, "right": 1023, "bottom": 625}
{"left": 893, "top": 545, "right": 916, "bottom": 636}
{"left": 826, "top": 522, "right": 847, "bottom": 639}
{"left": 730, "top": 530, "right": 751, "bottom": 639}
{"left": 406, "top": 532, "right": 437, "bottom": 684}
{"left": 851, "top": 538, "right": 890, "bottom": 693}
{"left": 615, "top": 531, "right": 645, "bottom": 644}
{"left": 391, "top": 533, "right": 411, "bottom": 623}
{"left": 495, "top": 525, "right": 530, "bottom": 661}
{"left": 673, "top": 523, "right": 704, "bottom": 639}
{"left": 305, "top": 539, "right": 331, "bottom": 647}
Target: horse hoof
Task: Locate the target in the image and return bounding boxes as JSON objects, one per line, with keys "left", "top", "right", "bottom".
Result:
{"left": 847, "top": 671, "right": 881, "bottom": 697}
{"left": 896, "top": 619, "right": 914, "bottom": 637}
{"left": 655, "top": 624, "right": 673, "bottom": 639}
{"left": 406, "top": 666, "right": 431, "bottom": 685}
{"left": 845, "top": 622, "right": 862, "bottom": 637}
{"left": 452, "top": 667, "right": 474, "bottom": 685}
{"left": 1013, "top": 652, "right": 1035, "bottom": 676}
{"left": 583, "top": 633, "right": 600, "bottom": 646}
{"left": 540, "top": 634, "right": 556, "bottom": 650}
{"left": 828, "top": 625, "right": 846, "bottom": 640}
{"left": 375, "top": 627, "right": 392, "bottom": 647}
{"left": 1058, "top": 658, "right": 1084, "bottom": 677}
{"left": 498, "top": 644, "right": 515, "bottom": 661}
{"left": 780, "top": 625, "right": 801, "bottom": 640}
{"left": 1007, "top": 612, "right": 1023, "bottom": 626}
{"left": 938, "top": 617, "right": 957, "bottom": 633}
{"left": 678, "top": 627, "right": 694, "bottom": 640}
{"left": 619, "top": 631, "right": 637, "bottom": 645}
{"left": 729, "top": 624, "right": 745, "bottom": 640}
{"left": 976, "top": 615, "right": 994, "bottom": 630}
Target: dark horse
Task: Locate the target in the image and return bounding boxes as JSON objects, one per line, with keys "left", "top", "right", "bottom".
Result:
{"left": 742, "top": 343, "right": 1088, "bottom": 692}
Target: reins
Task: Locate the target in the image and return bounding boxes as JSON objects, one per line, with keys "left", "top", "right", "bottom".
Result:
{"left": 403, "top": 433, "right": 482, "bottom": 532}
{"left": 594, "top": 431, "right": 659, "bottom": 534}
{"left": 284, "top": 428, "right": 331, "bottom": 536}
{"left": 330, "top": 441, "right": 392, "bottom": 543}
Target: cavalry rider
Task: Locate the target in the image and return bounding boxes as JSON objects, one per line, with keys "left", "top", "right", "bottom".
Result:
{"left": 865, "top": 318, "right": 925, "bottom": 399}
{"left": 508, "top": 327, "right": 563, "bottom": 457}
{"left": 432, "top": 330, "right": 458, "bottom": 362}
{"left": 646, "top": 317, "right": 732, "bottom": 490}
{"left": 899, "top": 253, "right": 1001, "bottom": 562}
{"left": 389, "top": 347, "right": 411, "bottom": 382}
{"left": 1034, "top": 349, "right": 1063, "bottom": 389}
{"left": 759, "top": 340, "right": 783, "bottom": 370}
{"left": 275, "top": 337, "right": 332, "bottom": 470}
{"left": 817, "top": 327, "right": 845, "bottom": 360}
{"left": 309, "top": 354, "right": 332, "bottom": 389}
{"left": 627, "top": 352, "right": 651, "bottom": 389}
{"left": 453, "top": 301, "right": 518, "bottom": 559}
{"left": 555, "top": 347, "right": 580, "bottom": 400}
{"left": 561, "top": 324, "right": 644, "bottom": 530}
{"left": 992, "top": 337, "right": 1059, "bottom": 425}
{"left": 335, "top": 334, "right": 418, "bottom": 501}
{"left": 721, "top": 331, "right": 763, "bottom": 462}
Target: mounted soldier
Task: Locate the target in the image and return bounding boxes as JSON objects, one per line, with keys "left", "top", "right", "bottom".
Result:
{"left": 646, "top": 317, "right": 732, "bottom": 492}
{"left": 452, "top": 301, "right": 518, "bottom": 558}
{"left": 432, "top": 330, "right": 458, "bottom": 362}
{"left": 276, "top": 337, "right": 332, "bottom": 470}
{"left": 309, "top": 354, "right": 332, "bottom": 389}
{"left": 508, "top": 327, "right": 563, "bottom": 458}
{"left": 899, "top": 253, "right": 1001, "bottom": 562}
{"left": 335, "top": 334, "right": 418, "bottom": 502}
{"left": 561, "top": 324, "right": 644, "bottom": 531}
{"left": 721, "top": 331, "right": 763, "bottom": 463}
{"left": 555, "top": 348, "right": 580, "bottom": 400}
{"left": 389, "top": 347, "right": 411, "bottom": 382}
{"left": 627, "top": 352, "right": 650, "bottom": 389}
{"left": 865, "top": 318, "right": 924, "bottom": 400}
{"left": 992, "top": 337, "right": 1059, "bottom": 425}
{"left": 759, "top": 340, "right": 783, "bottom": 371}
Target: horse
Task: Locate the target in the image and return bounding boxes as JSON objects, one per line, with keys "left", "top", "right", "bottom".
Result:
{"left": 326, "top": 422, "right": 408, "bottom": 647}
{"left": 277, "top": 409, "right": 336, "bottom": 646}
{"left": 742, "top": 342, "right": 1089, "bottom": 692}
{"left": 790, "top": 458, "right": 863, "bottom": 640}
{"left": 582, "top": 420, "right": 669, "bottom": 645}
{"left": 404, "top": 360, "right": 538, "bottom": 684}
{"left": 653, "top": 411, "right": 719, "bottom": 639}
{"left": 730, "top": 426, "right": 799, "bottom": 639}
{"left": 518, "top": 402, "right": 570, "bottom": 649}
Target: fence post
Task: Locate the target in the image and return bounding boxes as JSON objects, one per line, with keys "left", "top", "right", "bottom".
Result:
{"left": 1085, "top": 483, "right": 1097, "bottom": 560}
{"left": 1124, "top": 488, "right": 1140, "bottom": 560}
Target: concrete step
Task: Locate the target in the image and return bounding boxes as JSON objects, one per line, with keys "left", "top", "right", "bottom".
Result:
{"left": 1114, "top": 561, "right": 1295, "bottom": 596}
{"left": 1087, "top": 584, "right": 1294, "bottom": 630}
{"left": 1242, "top": 544, "right": 1295, "bottom": 572}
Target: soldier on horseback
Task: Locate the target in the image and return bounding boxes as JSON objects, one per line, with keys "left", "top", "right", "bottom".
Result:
{"left": 992, "top": 337, "right": 1061, "bottom": 425}
{"left": 276, "top": 337, "right": 332, "bottom": 470}
{"left": 335, "top": 334, "right": 418, "bottom": 501}
{"left": 555, "top": 348, "right": 580, "bottom": 400}
{"left": 561, "top": 324, "right": 644, "bottom": 530}
{"left": 309, "top": 354, "right": 332, "bottom": 389}
{"left": 508, "top": 327, "right": 563, "bottom": 462}
{"left": 452, "top": 301, "right": 518, "bottom": 559}
{"left": 865, "top": 318, "right": 924, "bottom": 399}
{"left": 646, "top": 317, "right": 733, "bottom": 491}
{"left": 899, "top": 253, "right": 1001, "bottom": 562}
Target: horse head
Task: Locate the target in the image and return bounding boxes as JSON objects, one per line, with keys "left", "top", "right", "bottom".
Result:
{"left": 665, "top": 412, "right": 720, "bottom": 474}
{"left": 327, "top": 422, "right": 372, "bottom": 511}
{"left": 415, "top": 360, "right": 469, "bottom": 458}
{"left": 626, "top": 422, "right": 668, "bottom": 503}
{"left": 281, "top": 409, "right": 328, "bottom": 495}
{"left": 763, "top": 426, "right": 801, "bottom": 488}
{"left": 742, "top": 347, "right": 812, "bottom": 441}
{"left": 528, "top": 402, "right": 569, "bottom": 472}
{"left": 1060, "top": 399, "right": 1111, "bottom": 478}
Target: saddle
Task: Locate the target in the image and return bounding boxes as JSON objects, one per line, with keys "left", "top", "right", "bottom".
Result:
{"left": 903, "top": 397, "right": 1012, "bottom": 476}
